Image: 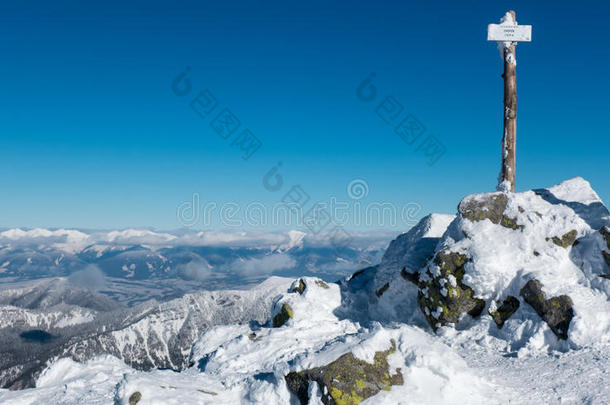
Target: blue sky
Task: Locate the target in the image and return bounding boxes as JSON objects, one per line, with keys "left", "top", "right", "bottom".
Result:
{"left": 0, "top": 0, "right": 608, "bottom": 231}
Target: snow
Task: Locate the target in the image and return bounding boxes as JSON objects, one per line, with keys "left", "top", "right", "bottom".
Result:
{"left": 1, "top": 177, "right": 609, "bottom": 404}
{"left": 0, "top": 280, "right": 507, "bottom": 404}
{"left": 495, "top": 11, "right": 518, "bottom": 62}
{"left": 0, "top": 356, "right": 133, "bottom": 405}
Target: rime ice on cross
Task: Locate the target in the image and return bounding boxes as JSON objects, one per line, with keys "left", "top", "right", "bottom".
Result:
{"left": 487, "top": 11, "right": 532, "bottom": 193}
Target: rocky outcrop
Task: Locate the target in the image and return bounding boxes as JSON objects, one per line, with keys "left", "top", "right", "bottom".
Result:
{"left": 520, "top": 280, "right": 574, "bottom": 340}
{"left": 458, "top": 193, "right": 523, "bottom": 230}
{"left": 128, "top": 391, "right": 142, "bottom": 405}
{"left": 600, "top": 227, "right": 610, "bottom": 249}
{"left": 285, "top": 340, "right": 403, "bottom": 405}
{"left": 549, "top": 230, "right": 578, "bottom": 248}
{"left": 600, "top": 227, "right": 610, "bottom": 267}
{"left": 272, "top": 303, "right": 294, "bottom": 327}
{"left": 417, "top": 250, "right": 485, "bottom": 331}
{"left": 489, "top": 296, "right": 520, "bottom": 329}
{"left": 375, "top": 283, "right": 389, "bottom": 298}
{"left": 400, "top": 268, "right": 419, "bottom": 285}
{"left": 291, "top": 279, "right": 306, "bottom": 295}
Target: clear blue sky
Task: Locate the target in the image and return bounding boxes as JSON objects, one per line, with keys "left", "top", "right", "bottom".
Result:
{"left": 0, "top": 0, "right": 607, "bottom": 231}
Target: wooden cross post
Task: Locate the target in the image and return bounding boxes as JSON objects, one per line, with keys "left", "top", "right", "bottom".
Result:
{"left": 487, "top": 11, "right": 531, "bottom": 192}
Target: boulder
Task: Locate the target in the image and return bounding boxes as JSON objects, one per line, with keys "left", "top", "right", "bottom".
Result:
{"left": 128, "top": 391, "right": 142, "bottom": 405}
{"left": 285, "top": 340, "right": 403, "bottom": 405}
{"left": 291, "top": 279, "right": 306, "bottom": 295}
{"left": 458, "top": 193, "right": 523, "bottom": 230}
{"left": 417, "top": 250, "right": 485, "bottom": 331}
{"left": 272, "top": 303, "right": 293, "bottom": 328}
{"left": 489, "top": 296, "right": 520, "bottom": 329}
{"left": 550, "top": 230, "right": 578, "bottom": 248}
{"left": 520, "top": 280, "right": 574, "bottom": 340}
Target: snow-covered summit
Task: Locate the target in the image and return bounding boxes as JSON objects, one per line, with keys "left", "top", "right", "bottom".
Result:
{"left": 366, "top": 177, "right": 610, "bottom": 350}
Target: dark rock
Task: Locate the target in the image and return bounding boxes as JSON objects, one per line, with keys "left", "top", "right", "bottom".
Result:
{"left": 272, "top": 303, "right": 293, "bottom": 327}
{"left": 349, "top": 268, "right": 367, "bottom": 281}
{"left": 458, "top": 193, "right": 523, "bottom": 230}
{"left": 285, "top": 340, "right": 403, "bottom": 405}
{"left": 500, "top": 216, "right": 523, "bottom": 231}
{"left": 599, "top": 274, "right": 610, "bottom": 280}
{"left": 400, "top": 267, "right": 419, "bottom": 285}
{"left": 533, "top": 251, "right": 540, "bottom": 257}
{"left": 129, "top": 391, "right": 142, "bottom": 405}
{"left": 520, "top": 279, "right": 574, "bottom": 340}
{"left": 291, "top": 279, "right": 306, "bottom": 295}
{"left": 600, "top": 227, "right": 610, "bottom": 266}
{"left": 315, "top": 280, "right": 330, "bottom": 289}
{"left": 489, "top": 296, "right": 520, "bottom": 329}
{"left": 600, "top": 227, "right": 610, "bottom": 250}
{"left": 375, "top": 283, "right": 389, "bottom": 298}
{"left": 418, "top": 250, "right": 485, "bottom": 331}
{"left": 550, "top": 230, "right": 578, "bottom": 248}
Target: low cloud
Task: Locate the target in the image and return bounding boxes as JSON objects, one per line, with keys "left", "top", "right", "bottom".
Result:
{"left": 177, "top": 256, "right": 214, "bottom": 281}
{"left": 68, "top": 265, "right": 106, "bottom": 291}
{"left": 229, "top": 254, "right": 296, "bottom": 277}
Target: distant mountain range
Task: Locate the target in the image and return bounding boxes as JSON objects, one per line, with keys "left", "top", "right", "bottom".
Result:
{"left": 0, "top": 228, "right": 393, "bottom": 304}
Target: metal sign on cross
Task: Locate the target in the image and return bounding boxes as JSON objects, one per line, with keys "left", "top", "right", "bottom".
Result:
{"left": 487, "top": 11, "right": 532, "bottom": 193}
{"left": 488, "top": 22, "right": 532, "bottom": 42}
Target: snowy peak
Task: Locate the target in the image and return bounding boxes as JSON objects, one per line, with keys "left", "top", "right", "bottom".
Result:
{"left": 545, "top": 177, "right": 605, "bottom": 206}
{"left": 411, "top": 178, "right": 610, "bottom": 347}
{"left": 533, "top": 177, "right": 610, "bottom": 230}
{"left": 375, "top": 214, "right": 455, "bottom": 290}
{"left": 347, "top": 178, "right": 610, "bottom": 351}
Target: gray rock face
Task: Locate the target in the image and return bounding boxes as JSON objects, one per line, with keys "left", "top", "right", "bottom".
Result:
{"left": 285, "top": 340, "right": 403, "bottom": 405}
{"left": 520, "top": 279, "right": 574, "bottom": 340}
{"left": 458, "top": 193, "right": 522, "bottom": 230}
{"left": 417, "top": 250, "right": 485, "bottom": 331}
